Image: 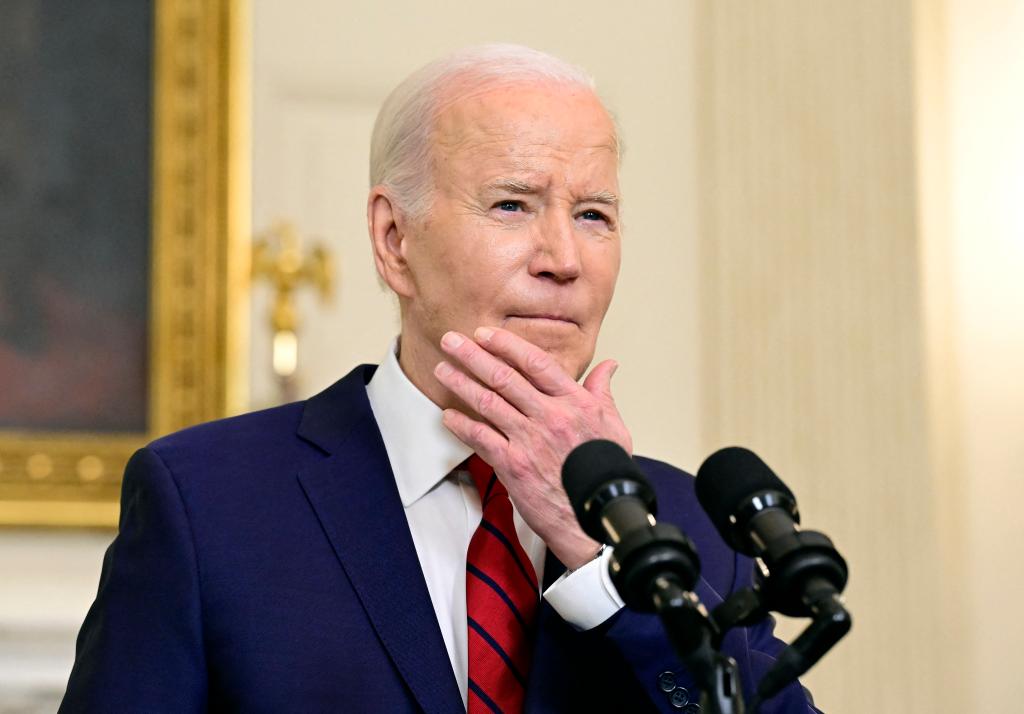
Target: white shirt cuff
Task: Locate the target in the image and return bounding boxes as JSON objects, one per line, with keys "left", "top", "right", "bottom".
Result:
{"left": 541, "top": 546, "right": 625, "bottom": 630}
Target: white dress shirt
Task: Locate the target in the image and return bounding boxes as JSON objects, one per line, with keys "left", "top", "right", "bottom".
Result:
{"left": 365, "top": 338, "right": 624, "bottom": 706}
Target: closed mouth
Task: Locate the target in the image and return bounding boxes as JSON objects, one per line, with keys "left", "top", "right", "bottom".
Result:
{"left": 507, "top": 314, "right": 579, "bottom": 326}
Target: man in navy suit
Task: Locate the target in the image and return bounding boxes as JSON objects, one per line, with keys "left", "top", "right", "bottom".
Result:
{"left": 61, "top": 45, "right": 819, "bottom": 712}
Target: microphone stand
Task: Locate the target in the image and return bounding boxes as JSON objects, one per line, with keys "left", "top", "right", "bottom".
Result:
{"left": 650, "top": 575, "right": 745, "bottom": 714}
{"left": 560, "top": 440, "right": 748, "bottom": 713}
{"left": 609, "top": 523, "right": 746, "bottom": 714}
{"left": 707, "top": 532, "right": 852, "bottom": 711}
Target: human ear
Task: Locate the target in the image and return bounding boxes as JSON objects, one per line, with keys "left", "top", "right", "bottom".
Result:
{"left": 367, "top": 187, "right": 415, "bottom": 298}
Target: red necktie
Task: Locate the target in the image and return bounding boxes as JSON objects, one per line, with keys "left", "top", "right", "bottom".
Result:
{"left": 465, "top": 455, "right": 539, "bottom": 714}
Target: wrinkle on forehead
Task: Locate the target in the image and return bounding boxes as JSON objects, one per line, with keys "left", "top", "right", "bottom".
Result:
{"left": 482, "top": 176, "right": 619, "bottom": 208}
{"left": 431, "top": 82, "right": 620, "bottom": 164}
{"left": 428, "top": 85, "right": 620, "bottom": 209}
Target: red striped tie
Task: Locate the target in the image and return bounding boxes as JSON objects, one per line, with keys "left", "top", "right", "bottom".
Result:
{"left": 465, "top": 455, "right": 539, "bottom": 714}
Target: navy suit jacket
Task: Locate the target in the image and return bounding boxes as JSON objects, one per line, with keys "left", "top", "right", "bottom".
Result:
{"left": 61, "top": 365, "right": 818, "bottom": 713}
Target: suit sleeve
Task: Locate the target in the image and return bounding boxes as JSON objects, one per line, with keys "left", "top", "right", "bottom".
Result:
{"left": 741, "top": 614, "right": 824, "bottom": 713}
{"left": 59, "top": 447, "right": 208, "bottom": 713}
{"left": 728, "top": 552, "right": 824, "bottom": 713}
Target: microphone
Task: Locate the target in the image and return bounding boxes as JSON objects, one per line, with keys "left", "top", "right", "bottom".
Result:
{"left": 562, "top": 439, "right": 700, "bottom": 610}
{"left": 694, "top": 447, "right": 848, "bottom": 617}
{"left": 563, "top": 440, "right": 747, "bottom": 714}
{"left": 695, "top": 447, "right": 851, "bottom": 704}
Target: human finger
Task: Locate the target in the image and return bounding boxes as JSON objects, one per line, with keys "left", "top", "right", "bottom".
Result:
{"left": 581, "top": 359, "right": 619, "bottom": 400}
{"left": 439, "top": 331, "right": 544, "bottom": 415}
{"left": 433, "top": 360, "right": 524, "bottom": 432}
{"left": 472, "top": 326, "right": 578, "bottom": 397}
{"left": 440, "top": 408, "right": 509, "bottom": 466}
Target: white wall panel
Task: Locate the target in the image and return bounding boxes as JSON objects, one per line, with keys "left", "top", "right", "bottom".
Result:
{"left": 251, "top": 84, "right": 397, "bottom": 407}
{"left": 693, "top": 2, "right": 958, "bottom": 711}
{"left": 946, "top": 0, "right": 1024, "bottom": 709}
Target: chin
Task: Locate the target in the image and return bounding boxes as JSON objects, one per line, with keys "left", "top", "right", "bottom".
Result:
{"left": 545, "top": 343, "right": 593, "bottom": 381}
{"left": 500, "top": 318, "right": 594, "bottom": 378}
{"left": 504, "top": 316, "right": 578, "bottom": 342}
{"left": 565, "top": 356, "right": 592, "bottom": 381}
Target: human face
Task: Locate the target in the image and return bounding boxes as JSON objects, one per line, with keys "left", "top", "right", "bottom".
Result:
{"left": 399, "top": 82, "right": 621, "bottom": 383}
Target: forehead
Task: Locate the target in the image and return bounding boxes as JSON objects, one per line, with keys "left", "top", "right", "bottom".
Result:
{"left": 431, "top": 83, "right": 619, "bottom": 188}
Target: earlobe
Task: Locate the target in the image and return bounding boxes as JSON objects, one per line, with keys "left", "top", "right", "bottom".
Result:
{"left": 367, "top": 189, "right": 415, "bottom": 297}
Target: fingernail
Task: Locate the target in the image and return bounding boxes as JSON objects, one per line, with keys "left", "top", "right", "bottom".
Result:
{"left": 612, "top": 361, "right": 620, "bottom": 376}
{"left": 434, "top": 361, "right": 452, "bottom": 377}
{"left": 441, "top": 331, "right": 464, "bottom": 349}
{"left": 475, "top": 327, "right": 494, "bottom": 343}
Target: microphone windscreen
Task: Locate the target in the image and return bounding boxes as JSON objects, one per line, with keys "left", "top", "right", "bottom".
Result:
{"left": 695, "top": 446, "right": 794, "bottom": 533}
{"left": 562, "top": 439, "right": 648, "bottom": 522}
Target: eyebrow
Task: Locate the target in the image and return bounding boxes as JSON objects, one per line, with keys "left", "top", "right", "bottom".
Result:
{"left": 483, "top": 178, "right": 619, "bottom": 207}
{"left": 483, "top": 178, "right": 539, "bottom": 195}
{"left": 579, "top": 190, "right": 619, "bottom": 207}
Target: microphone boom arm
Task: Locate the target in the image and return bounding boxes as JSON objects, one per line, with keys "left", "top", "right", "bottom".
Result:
{"left": 752, "top": 578, "right": 851, "bottom": 706}
{"left": 651, "top": 575, "right": 746, "bottom": 714}
{"left": 608, "top": 524, "right": 746, "bottom": 714}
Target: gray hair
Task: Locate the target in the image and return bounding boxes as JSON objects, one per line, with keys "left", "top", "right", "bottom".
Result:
{"left": 369, "top": 43, "right": 614, "bottom": 220}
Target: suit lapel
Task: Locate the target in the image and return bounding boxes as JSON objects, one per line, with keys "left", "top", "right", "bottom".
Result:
{"left": 296, "top": 366, "right": 463, "bottom": 714}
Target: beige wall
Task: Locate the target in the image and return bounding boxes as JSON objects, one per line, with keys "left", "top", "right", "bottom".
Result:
{"left": 693, "top": 2, "right": 950, "bottom": 710}
{"left": 0, "top": 530, "right": 110, "bottom": 710}
{"left": 249, "top": 0, "right": 705, "bottom": 466}
{"left": 253, "top": 1, "right": 1024, "bottom": 707}
{"left": 944, "top": 0, "right": 1024, "bottom": 709}
{"left": 249, "top": 1, "right": 990, "bottom": 712}
{"left": 691, "top": 0, "right": 1024, "bottom": 709}
{"left": 5, "top": 1, "right": 1018, "bottom": 711}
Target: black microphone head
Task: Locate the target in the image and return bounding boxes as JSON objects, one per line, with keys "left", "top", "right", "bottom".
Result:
{"left": 562, "top": 439, "right": 654, "bottom": 540}
{"left": 695, "top": 447, "right": 797, "bottom": 548}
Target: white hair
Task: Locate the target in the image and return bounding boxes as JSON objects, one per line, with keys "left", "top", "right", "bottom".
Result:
{"left": 369, "top": 43, "right": 615, "bottom": 220}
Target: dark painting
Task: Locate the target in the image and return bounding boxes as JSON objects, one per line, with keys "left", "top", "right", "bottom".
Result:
{"left": 0, "top": 0, "right": 153, "bottom": 433}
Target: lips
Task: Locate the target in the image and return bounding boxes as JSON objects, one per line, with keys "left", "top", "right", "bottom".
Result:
{"left": 506, "top": 313, "right": 579, "bottom": 326}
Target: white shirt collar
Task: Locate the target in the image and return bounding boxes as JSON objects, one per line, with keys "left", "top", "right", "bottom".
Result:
{"left": 366, "top": 336, "right": 473, "bottom": 507}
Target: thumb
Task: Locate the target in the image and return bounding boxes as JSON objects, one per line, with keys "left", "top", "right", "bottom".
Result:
{"left": 582, "top": 359, "right": 619, "bottom": 400}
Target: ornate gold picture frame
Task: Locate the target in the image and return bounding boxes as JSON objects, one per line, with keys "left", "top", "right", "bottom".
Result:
{"left": 0, "top": 0, "right": 250, "bottom": 527}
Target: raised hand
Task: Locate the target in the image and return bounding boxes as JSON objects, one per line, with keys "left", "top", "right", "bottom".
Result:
{"left": 434, "top": 326, "right": 633, "bottom": 570}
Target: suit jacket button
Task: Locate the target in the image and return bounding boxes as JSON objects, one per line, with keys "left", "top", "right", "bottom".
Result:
{"left": 657, "top": 671, "right": 678, "bottom": 692}
{"left": 682, "top": 704, "right": 701, "bottom": 713}
{"left": 669, "top": 688, "right": 690, "bottom": 708}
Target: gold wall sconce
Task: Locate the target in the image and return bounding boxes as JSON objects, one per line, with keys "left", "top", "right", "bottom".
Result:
{"left": 252, "top": 221, "right": 334, "bottom": 401}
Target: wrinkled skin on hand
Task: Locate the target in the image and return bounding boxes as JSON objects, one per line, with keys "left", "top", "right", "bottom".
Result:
{"left": 434, "top": 326, "right": 632, "bottom": 570}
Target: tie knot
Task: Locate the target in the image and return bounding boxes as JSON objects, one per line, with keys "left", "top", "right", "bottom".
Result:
{"left": 466, "top": 454, "right": 504, "bottom": 505}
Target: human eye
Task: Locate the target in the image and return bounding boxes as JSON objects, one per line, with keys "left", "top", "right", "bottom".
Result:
{"left": 494, "top": 199, "right": 525, "bottom": 212}
{"left": 577, "top": 208, "right": 616, "bottom": 229}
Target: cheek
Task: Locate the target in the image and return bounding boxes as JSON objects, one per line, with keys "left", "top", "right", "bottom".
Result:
{"left": 452, "top": 232, "right": 530, "bottom": 290}
{"left": 586, "top": 242, "right": 621, "bottom": 308}
{"left": 415, "top": 228, "right": 524, "bottom": 314}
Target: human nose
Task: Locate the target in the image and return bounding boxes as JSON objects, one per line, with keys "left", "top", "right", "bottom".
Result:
{"left": 529, "top": 210, "right": 581, "bottom": 282}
